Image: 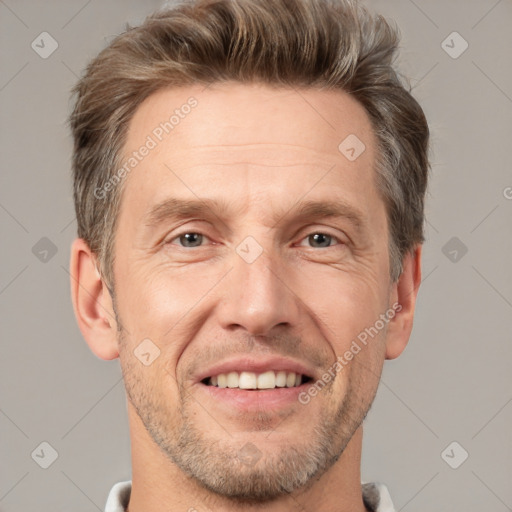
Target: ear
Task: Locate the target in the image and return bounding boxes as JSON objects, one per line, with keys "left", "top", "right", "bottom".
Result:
{"left": 69, "top": 238, "right": 119, "bottom": 360}
{"left": 385, "top": 245, "right": 422, "bottom": 360}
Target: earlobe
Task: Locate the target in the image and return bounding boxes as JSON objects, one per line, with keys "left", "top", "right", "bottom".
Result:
{"left": 385, "top": 245, "right": 422, "bottom": 360}
{"left": 69, "top": 238, "right": 120, "bottom": 360}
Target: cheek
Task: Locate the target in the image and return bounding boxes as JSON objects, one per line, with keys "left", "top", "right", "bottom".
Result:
{"left": 115, "top": 263, "right": 226, "bottom": 377}
{"left": 117, "top": 261, "right": 213, "bottom": 331}
{"left": 298, "top": 267, "right": 387, "bottom": 352}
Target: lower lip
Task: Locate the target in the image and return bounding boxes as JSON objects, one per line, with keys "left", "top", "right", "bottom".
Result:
{"left": 198, "top": 383, "right": 309, "bottom": 411}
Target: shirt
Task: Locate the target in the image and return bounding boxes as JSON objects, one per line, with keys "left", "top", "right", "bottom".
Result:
{"left": 104, "top": 480, "right": 396, "bottom": 511}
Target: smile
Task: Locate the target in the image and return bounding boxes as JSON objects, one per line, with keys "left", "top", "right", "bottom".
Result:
{"left": 202, "top": 370, "right": 311, "bottom": 390}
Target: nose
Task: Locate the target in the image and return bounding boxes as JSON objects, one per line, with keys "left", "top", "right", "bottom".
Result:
{"left": 216, "top": 244, "right": 301, "bottom": 337}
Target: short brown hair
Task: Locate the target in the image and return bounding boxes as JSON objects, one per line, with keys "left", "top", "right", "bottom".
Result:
{"left": 69, "top": 0, "right": 430, "bottom": 290}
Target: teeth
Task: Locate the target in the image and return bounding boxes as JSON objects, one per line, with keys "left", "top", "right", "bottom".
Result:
{"left": 239, "top": 371, "right": 257, "bottom": 389}
{"left": 286, "top": 372, "right": 296, "bottom": 387}
{"left": 257, "top": 371, "right": 275, "bottom": 389}
{"left": 208, "top": 370, "right": 305, "bottom": 389}
{"left": 275, "top": 371, "right": 287, "bottom": 387}
{"left": 227, "top": 371, "right": 238, "bottom": 388}
{"left": 217, "top": 374, "right": 227, "bottom": 388}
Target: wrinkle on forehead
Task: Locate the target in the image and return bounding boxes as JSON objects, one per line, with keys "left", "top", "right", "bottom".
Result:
{"left": 124, "top": 82, "right": 376, "bottom": 159}
{"left": 118, "top": 83, "right": 382, "bottom": 239}
{"left": 161, "top": 143, "right": 344, "bottom": 171}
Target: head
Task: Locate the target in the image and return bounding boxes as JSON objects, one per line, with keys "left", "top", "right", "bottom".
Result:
{"left": 69, "top": 0, "right": 428, "bottom": 503}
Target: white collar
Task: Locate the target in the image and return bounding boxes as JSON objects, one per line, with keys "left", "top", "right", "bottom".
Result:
{"left": 104, "top": 480, "right": 396, "bottom": 512}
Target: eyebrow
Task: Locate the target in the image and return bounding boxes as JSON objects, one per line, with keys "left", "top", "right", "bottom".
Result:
{"left": 143, "top": 197, "right": 366, "bottom": 232}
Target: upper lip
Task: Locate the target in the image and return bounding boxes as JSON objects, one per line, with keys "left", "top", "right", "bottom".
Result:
{"left": 194, "top": 356, "right": 317, "bottom": 384}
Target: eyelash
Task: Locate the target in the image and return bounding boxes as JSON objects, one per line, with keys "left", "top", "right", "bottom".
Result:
{"left": 165, "top": 230, "right": 344, "bottom": 249}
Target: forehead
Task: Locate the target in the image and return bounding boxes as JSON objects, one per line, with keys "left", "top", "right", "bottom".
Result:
{"left": 125, "top": 82, "right": 375, "bottom": 156}
{"left": 119, "top": 82, "right": 381, "bottom": 225}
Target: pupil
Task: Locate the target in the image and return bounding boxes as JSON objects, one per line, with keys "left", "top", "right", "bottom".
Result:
{"left": 311, "top": 233, "right": 330, "bottom": 247}
{"left": 181, "top": 233, "right": 201, "bottom": 247}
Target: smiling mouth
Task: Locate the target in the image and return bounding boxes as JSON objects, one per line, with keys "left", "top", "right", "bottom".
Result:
{"left": 201, "top": 370, "right": 312, "bottom": 390}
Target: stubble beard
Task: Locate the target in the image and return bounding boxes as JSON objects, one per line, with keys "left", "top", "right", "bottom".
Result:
{"left": 113, "top": 295, "right": 379, "bottom": 503}
{"left": 119, "top": 338, "right": 375, "bottom": 503}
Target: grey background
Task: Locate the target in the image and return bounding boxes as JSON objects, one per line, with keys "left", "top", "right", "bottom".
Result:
{"left": 1, "top": 0, "right": 511, "bottom": 510}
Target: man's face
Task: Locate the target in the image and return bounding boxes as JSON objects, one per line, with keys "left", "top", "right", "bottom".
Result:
{"left": 113, "top": 82, "right": 394, "bottom": 500}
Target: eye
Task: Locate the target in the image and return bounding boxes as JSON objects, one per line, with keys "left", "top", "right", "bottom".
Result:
{"left": 167, "top": 232, "right": 209, "bottom": 248}
{"left": 165, "top": 231, "right": 342, "bottom": 249}
{"left": 298, "top": 232, "right": 341, "bottom": 248}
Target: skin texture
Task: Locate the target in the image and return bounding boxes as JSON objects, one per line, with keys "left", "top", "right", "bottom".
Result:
{"left": 70, "top": 82, "right": 422, "bottom": 512}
